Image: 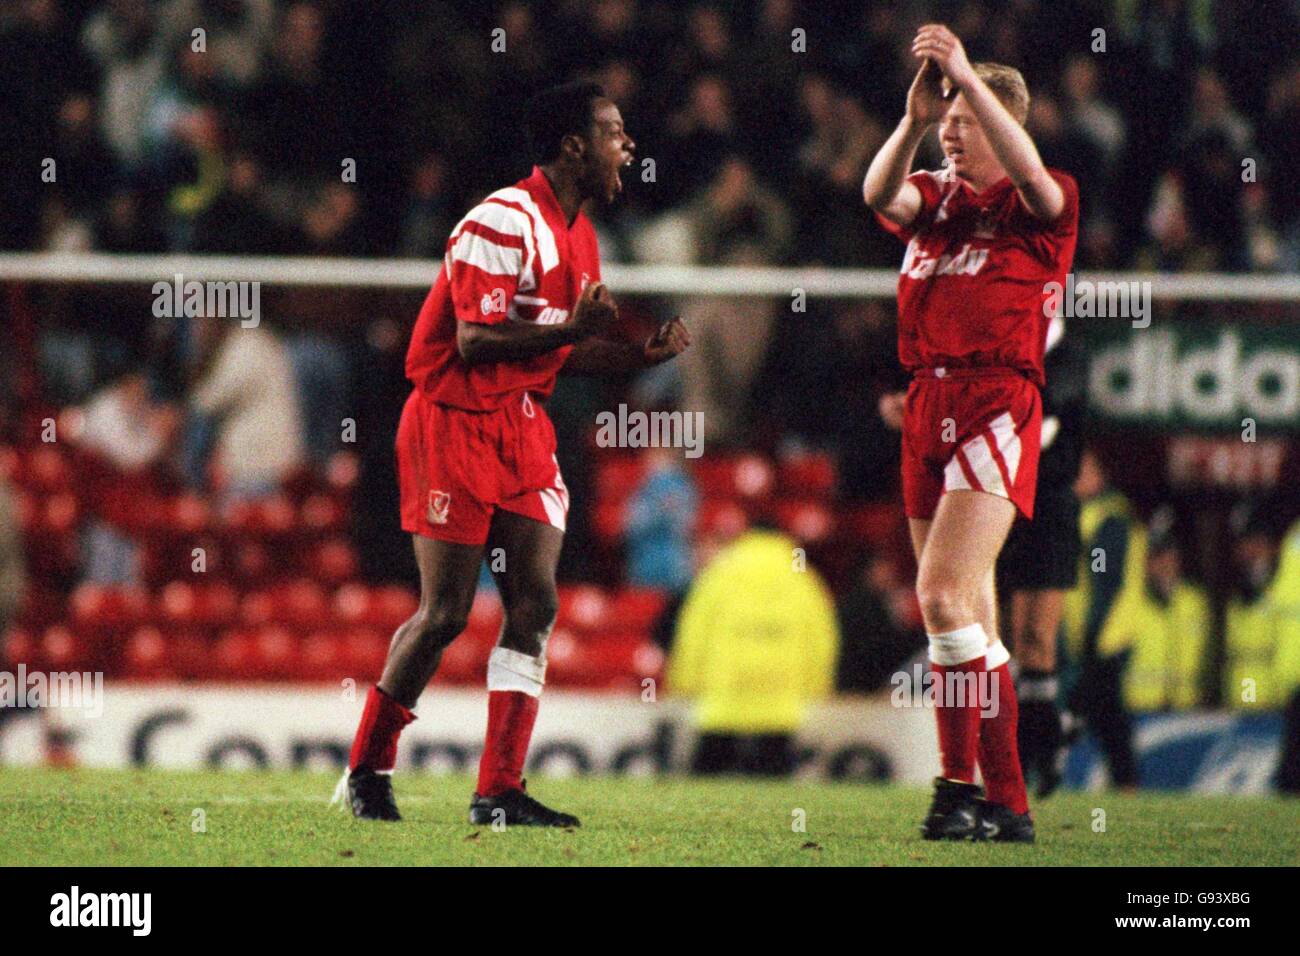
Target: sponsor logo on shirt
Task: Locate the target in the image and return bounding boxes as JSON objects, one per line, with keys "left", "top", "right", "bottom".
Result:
{"left": 535, "top": 306, "right": 569, "bottom": 325}
{"left": 902, "top": 241, "right": 990, "bottom": 280}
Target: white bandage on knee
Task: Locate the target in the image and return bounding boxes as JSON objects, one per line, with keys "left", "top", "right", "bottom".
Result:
{"left": 985, "top": 640, "right": 1011, "bottom": 670}
{"left": 486, "top": 647, "right": 547, "bottom": 697}
{"left": 927, "top": 623, "right": 989, "bottom": 666}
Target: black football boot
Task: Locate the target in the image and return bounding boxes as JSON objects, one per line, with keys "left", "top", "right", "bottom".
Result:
{"left": 920, "top": 777, "right": 983, "bottom": 841}
{"left": 469, "top": 780, "right": 579, "bottom": 828}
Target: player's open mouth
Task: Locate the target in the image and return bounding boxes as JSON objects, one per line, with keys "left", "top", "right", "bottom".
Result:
{"left": 612, "top": 157, "right": 632, "bottom": 194}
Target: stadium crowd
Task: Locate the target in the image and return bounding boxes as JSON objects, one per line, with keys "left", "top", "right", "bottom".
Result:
{"left": 3, "top": 0, "right": 1299, "bottom": 272}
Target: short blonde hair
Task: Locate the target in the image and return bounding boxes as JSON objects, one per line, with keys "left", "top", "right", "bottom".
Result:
{"left": 973, "top": 62, "right": 1030, "bottom": 124}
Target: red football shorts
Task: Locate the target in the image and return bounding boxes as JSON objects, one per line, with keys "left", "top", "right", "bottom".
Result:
{"left": 396, "top": 390, "right": 569, "bottom": 545}
{"left": 901, "top": 368, "right": 1042, "bottom": 521}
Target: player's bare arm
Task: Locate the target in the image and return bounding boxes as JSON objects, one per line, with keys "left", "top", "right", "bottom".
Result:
{"left": 912, "top": 23, "right": 1064, "bottom": 221}
{"left": 456, "top": 280, "right": 618, "bottom": 365}
{"left": 862, "top": 59, "right": 950, "bottom": 227}
{"left": 563, "top": 314, "right": 691, "bottom": 375}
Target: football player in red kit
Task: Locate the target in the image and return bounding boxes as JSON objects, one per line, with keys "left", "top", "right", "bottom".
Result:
{"left": 864, "top": 25, "right": 1079, "bottom": 842}
{"left": 338, "top": 81, "right": 690, "bottom": 826}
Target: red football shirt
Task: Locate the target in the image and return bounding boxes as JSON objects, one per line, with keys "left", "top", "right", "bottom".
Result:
{"left": 876, "top": 166, "right": 1079, "bottom": 387}
{"left": 406, "top": 166, "right": 602, "bottom": 410}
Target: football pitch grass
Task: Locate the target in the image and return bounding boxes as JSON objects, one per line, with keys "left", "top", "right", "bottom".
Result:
{"left": 1, "top": 767, "right": 1296, "bottom": 867}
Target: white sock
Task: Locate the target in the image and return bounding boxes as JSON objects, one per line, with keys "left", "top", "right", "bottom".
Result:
{"left": 985, "top": 639, "right": 1010, "bottom": 670}
{"left": 486, "top": 647, "right": 546, "bottom": 697}
{"left": 927, "top": 623, "right": 988, "bottom": 666}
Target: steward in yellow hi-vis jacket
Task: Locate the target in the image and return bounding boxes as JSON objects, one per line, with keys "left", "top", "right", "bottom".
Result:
{"left": 1224, "top": 507, "right": 1300, "bottom": 711}
{"left": 668, "top": 527, "right": 839, "bottom": 776}
{"left": 1119, "top": 531, "right": 1210, "bottom": 712}
{"left": 1061, "top": 459, "right": 1146, "bottom": 788}
{"left": 1274, "top": 519, "right": 1300, "bottom": 794}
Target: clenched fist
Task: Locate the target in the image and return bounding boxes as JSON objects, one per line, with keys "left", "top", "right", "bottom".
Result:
{"left": 643, "top": 316, "right": 691, "bottom": 365}
{"left": 572, "top": 281, "right": 618, "bottom": 338}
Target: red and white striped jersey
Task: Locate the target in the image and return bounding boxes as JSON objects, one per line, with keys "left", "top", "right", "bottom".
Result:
{"left": 876, "top": 165, "right": 1078, "bottom": 388}
{"left": 406, "top": 166, "right": 601, "bottom": 410}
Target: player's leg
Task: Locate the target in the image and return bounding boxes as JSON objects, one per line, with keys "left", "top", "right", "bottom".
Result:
{"left": 915, "top": 490, "right": 1032, "bottom": 839}
{"left": 1010, "top": 588, "right": 1067, "bottom": 796}
{"left": 378, "top": 534, "right": 484, "bottom": 705}
{"left": 467, "top": 507, "right": 578, "bottom": 826}
{"left": 341, "top": 534, "right": 482, "bottom": 820}
{"left": 914, "top": 493, "right": 1013, "bottom": 784}
{"left": 971, "top": 562, "right": 1032, "bottom": 830}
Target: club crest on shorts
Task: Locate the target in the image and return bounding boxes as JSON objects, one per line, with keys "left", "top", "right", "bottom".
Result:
{"left": 427, "top": 490, "right": 451, "bottom": 525}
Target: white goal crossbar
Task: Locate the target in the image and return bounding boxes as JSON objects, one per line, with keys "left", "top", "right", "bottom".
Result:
{"left": 0, "top": 252, "right": 1298, "bottom": 301}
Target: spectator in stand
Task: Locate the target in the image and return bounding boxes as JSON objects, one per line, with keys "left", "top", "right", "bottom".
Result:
{"left": 1259, "top": 59, "right": 1300, "bottom": 271}
{"left": 189, "top": 318, "right": 304, "bottom": 502}
{"left": 791, "top": 76, "right": 886, "bottom": 265}
{"left": 73, "top": 367, "right": 181, "bottom": 583}
{"left": 669, "top": 516, "right": 839, "bottom": 776}
{"left": 80, "top": 0, "right": 169, "bottom": 174}
{"left": 159, "top": 0, "right": 274, "bottom": 90}
{"left": 396, "top": 152, "right": 458, "bottom": 259}
{"left": 50, "top": 94, "right": 116, "bottom": 227}
{"left": 624, "top": 447, "right": 698, "bottom": 595}
{"left": 191, "top": 151, "right": 289, "bottom": 254}
{"left": 245, "top": 1, "right": 350, "bottom": 181}
{"left": 676, "top": 158, "right": 791, "bottom": 446}
{"left": 661, "top": 76, "right": 744, "bottom": 207}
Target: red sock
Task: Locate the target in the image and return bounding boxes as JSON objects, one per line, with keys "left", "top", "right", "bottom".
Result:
{"left": 978, "top": 663, "right": 1030, "bottom": 814}
{"left": 348, "top": 686, "right": 416, "bottom": 772}
{"left": 476, "top": 690, "right": 539, "bottom": 797}
{"left": 932, "top": 659, "right": 984, "bottom": 782}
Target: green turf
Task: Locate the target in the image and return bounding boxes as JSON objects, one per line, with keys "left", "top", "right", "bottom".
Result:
{"left": 0, "top": 767, "right": 1295, "bottom": 866}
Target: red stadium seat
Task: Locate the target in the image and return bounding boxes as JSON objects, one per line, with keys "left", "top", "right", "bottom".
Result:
{"left": 592, "top": 498, "right": 627, "bottom": 543}
{"left": 775, "top": 499, "right": 834, "bottom": 544}
{"left": 277, "top": 579, "right": 330, "bottom": 627}
{"left": 339, "top": 627, "right": 388, "bottom": 681}
{"left": 123, "top": 625, "right": 171, "bottom": 680}
{"left": 2, "top": 627, "right": 38, "bottom": 668}
{"left": 607, "top": 588, "right": 668, "bottom": 631}
{"left": 301, "top": 630, "right": 348, "bottom": 681}
{"left": 19, "top": 445, "right": 73, "bottom": 494}
{"left": 326, "top": 452, "right": 360, "bottom": 495}
{"left": 158, "top": 581, "right": 239, "bottom": 628}
{"left": 557, "top": 584, "right": 610, "bottom": 631}
{"left": 594, "top": 455, "right": 646, "bottom": 503}
{"left": 547, "top": 630, "right": 664, "bottom": 691}
{"left": 695, "top": 498, "right": 749, "bottom": 538}
{"left": 40, "top": 624, "right": 92, "bottom": 671}
{"left": 70, "top": 583, "right": 150, "bottom": 630}
{"left": 213, "top": 630, "right": 258, "bottom": 680}
{"left": 778, "top": 452, "right": 837, "bottom": 499}
{"left": 692, "top": 454, "right": 774, "bottom": 499}
{"left": 307, "top": 538, "right": 358, "bottom": 586}
{"left": 301, "top": 494, "right": 346, "bottom": 533}
{"left": 252, "top": 625, "right": 300, "bottom": 680}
